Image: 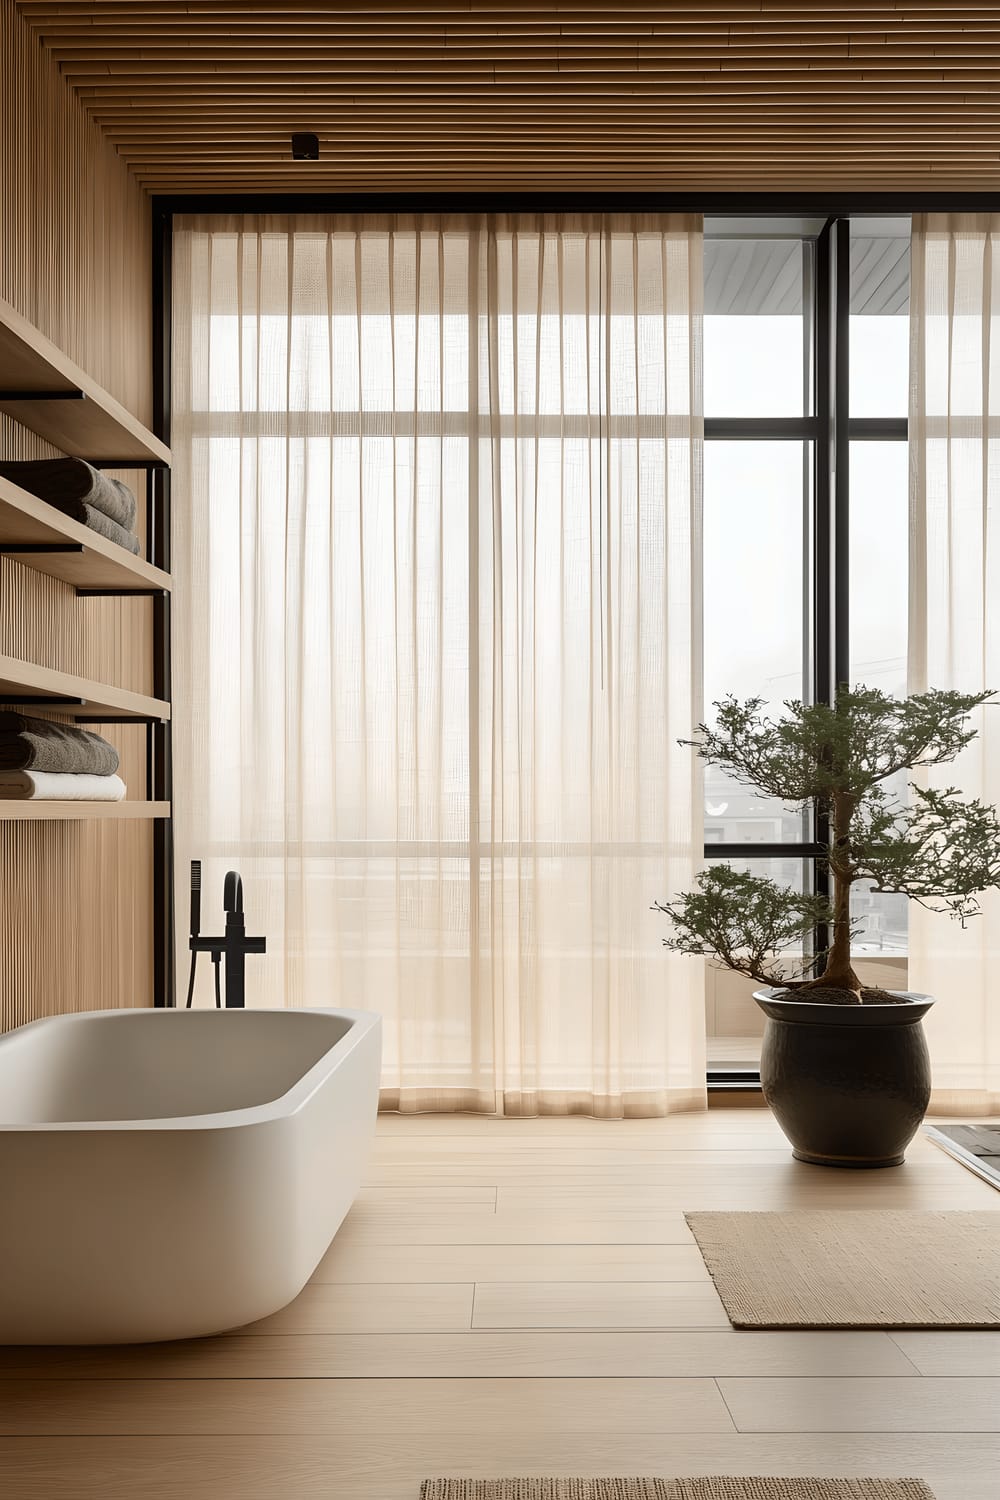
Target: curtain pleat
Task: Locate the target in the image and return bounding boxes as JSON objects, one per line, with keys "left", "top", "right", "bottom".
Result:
{"left": 171, "top": 211, "right": 706, "bottom": 1115}
{"left": 909, "top": 212, "right": 1000, "bottom": 1114}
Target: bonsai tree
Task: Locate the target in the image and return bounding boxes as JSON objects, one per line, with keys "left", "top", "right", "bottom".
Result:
{"left": 655, "top": 686, "right": 1000, "bottom": 1001}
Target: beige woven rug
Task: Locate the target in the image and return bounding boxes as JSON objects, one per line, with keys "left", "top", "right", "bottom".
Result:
{"left": 420, "top": 1481, "right": 935, "bottom": 1499}
{"left": 685, "top": 1210, "right": 1000, "bottom": 1329}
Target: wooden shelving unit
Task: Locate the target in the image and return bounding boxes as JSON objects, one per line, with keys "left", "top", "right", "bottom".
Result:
{"left": 0, "top": 801, "right": 171, "bottom": 821}
{"left": 0, "top": 296, "right": 170, "bottom": 465}
{"left": 0, "top": 476, "right": 171, "bottom": 594}
{"left": 0, "top": 655, "right": 170, "bottom": 723}
{"left": 0, "top": 298, "right": 173, "bottom": 846}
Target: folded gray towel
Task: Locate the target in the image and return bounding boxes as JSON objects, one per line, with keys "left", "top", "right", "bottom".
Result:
{"left": 0, "top": 457, "right": 137, "bottom": 531}
{"left": 0, "top": 713, "right": 120, "bottom": 775}
{"left": 79, "top": 505, "right": 141, "bottom": 554}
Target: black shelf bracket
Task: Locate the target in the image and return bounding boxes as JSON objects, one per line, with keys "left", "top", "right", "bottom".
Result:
{"left": 89, "top": 459, "right": 169, "bottom": 471}
{"left": 72, "top": 713, "right": 167, "bottom": 725}
{"left": 0, "top": 388, "right": 84, "bottom": 402}
{"left": 0, "top": 543, "right": 85, "bottom": 556}
{"left": 3, "top": 696, "right": 85, "bottom": 707}
{"left": 76, "top": 587, "right": 166, "bottom": 598}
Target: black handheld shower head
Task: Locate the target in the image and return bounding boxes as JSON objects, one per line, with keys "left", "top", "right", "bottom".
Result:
{"left": 185, "top": 861, "right": 203, "bottom": 1009}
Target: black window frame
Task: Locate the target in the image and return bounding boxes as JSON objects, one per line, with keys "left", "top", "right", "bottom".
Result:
{"left": 703, "top": 216, "right": 908, "bottom": 1086}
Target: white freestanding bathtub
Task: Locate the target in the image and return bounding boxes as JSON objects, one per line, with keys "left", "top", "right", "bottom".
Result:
{"left": 0, "top": 1007, "right": 381, "bottom": 1344}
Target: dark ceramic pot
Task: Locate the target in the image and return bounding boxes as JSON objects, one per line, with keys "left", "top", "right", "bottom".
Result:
{"left": 753, "top": 989, "right": 934, "bottom": 1168}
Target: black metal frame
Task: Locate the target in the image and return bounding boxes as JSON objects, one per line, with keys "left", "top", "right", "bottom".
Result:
{"left": 703, "top": 213, "right": 912, "bottom": 1081}
{"left": 151, "top": 210, "right": 174, "bottom": 1007}
{"left": 148, "top": 191, "right": 950, "bottom": 1042}
{"left": 152, "top": 193, "right": 1000, "bottom": 215}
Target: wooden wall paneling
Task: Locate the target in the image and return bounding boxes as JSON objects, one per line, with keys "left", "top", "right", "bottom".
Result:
{"left": 0, "top": 818, "right": 153, "bottom": 1029}
{"left": 0, "top": 0, "right": 156, "bottom": 1030}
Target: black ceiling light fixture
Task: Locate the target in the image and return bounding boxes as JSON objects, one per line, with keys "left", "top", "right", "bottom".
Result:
{"left": 291, "top": 132, "right": 320, "bottom": 161}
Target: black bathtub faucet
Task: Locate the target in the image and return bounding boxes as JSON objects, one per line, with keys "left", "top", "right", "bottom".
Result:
{"left": 185, "top": 861, "right": 266, "bottom": 1009}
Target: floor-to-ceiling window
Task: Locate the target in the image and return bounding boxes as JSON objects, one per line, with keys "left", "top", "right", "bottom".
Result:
{"left": 703, "top": 214, "right": 911, "bottom": 1077}
{"left": 166, "top": 204, "right": 915, "bottom": 1092}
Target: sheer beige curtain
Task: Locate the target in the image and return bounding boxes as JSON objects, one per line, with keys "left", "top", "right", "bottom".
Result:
{"left": 171, "top": 212, "right": 705, "bottom": 1115}
{"left": 909, "top": 212, "right": 1000, "bottom": 1114}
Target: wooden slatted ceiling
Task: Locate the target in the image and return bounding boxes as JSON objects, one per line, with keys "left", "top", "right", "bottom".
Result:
{"left": 13, "top": 3, "right": 1000, "bottom": 193}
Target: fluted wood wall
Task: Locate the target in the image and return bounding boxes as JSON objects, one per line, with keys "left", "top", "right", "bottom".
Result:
{"left": 0, "top": 0, "right": 155, "bottom": 1030}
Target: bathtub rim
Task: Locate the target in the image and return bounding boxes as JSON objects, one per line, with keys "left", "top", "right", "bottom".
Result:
{"left": 0, "top": 1006, "right": 381, "bottom": 1134}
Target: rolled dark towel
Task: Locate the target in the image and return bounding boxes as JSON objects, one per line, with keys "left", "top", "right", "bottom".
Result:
{"left": 0, "top": 457, "right": 137, "bottom": 531}
{"left": 0, "top": 712, "right": 120, "bottom": 775}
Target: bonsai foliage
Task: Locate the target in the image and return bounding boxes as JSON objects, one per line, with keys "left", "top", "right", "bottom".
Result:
{"left": 655, "top": 687, "right": 1000, "bottom": 999}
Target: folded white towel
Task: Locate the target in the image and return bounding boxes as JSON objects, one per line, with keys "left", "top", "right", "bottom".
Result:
{"left": 0, "top": 771, "right": 126, "bottom": 802}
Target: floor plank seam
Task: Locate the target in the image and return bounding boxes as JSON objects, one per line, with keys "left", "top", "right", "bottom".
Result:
{"left": 739, "top": 1429, "right": 1000, "bottom": 1436}
{"left": 311, "top": 1282, "right": 715, "bottom": 1289}
{"left": 0, "top": 1371, "right": 963, "bottom": 1380}
{"left": 885, "top": 1337, "right": 930, "bottom": 1377}
{"left": 8, "top": 1375, "right": 853, "bottom": 1382}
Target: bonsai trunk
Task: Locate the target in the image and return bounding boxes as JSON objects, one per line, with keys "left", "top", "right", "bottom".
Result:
{"left": 799, "top": 791, "right": 864, "bottom": 999}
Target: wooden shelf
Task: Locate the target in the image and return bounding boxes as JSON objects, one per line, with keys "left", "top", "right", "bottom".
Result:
{"left": 0, "top": 477, "right": 171, "bottom": 594}
{"left": 0, "top": 801, "right": 170, "bottom": 821}
{"left": 0, "top": 655, "right": 170, "bottom": 723}
{"left": 0, "top": 297, "right": 170, "bottom": 466}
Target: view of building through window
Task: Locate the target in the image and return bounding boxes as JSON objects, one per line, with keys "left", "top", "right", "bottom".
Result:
{"left": 847, "top": 222, "right": 910, "bottom": 958}
{"left": 703, "top": 216, "right": 910, "bottom": 1072}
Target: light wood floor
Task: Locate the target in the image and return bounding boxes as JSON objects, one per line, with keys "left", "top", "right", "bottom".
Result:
{"left": 1, "top": 1108, "right": 999, "bottom": 1499}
